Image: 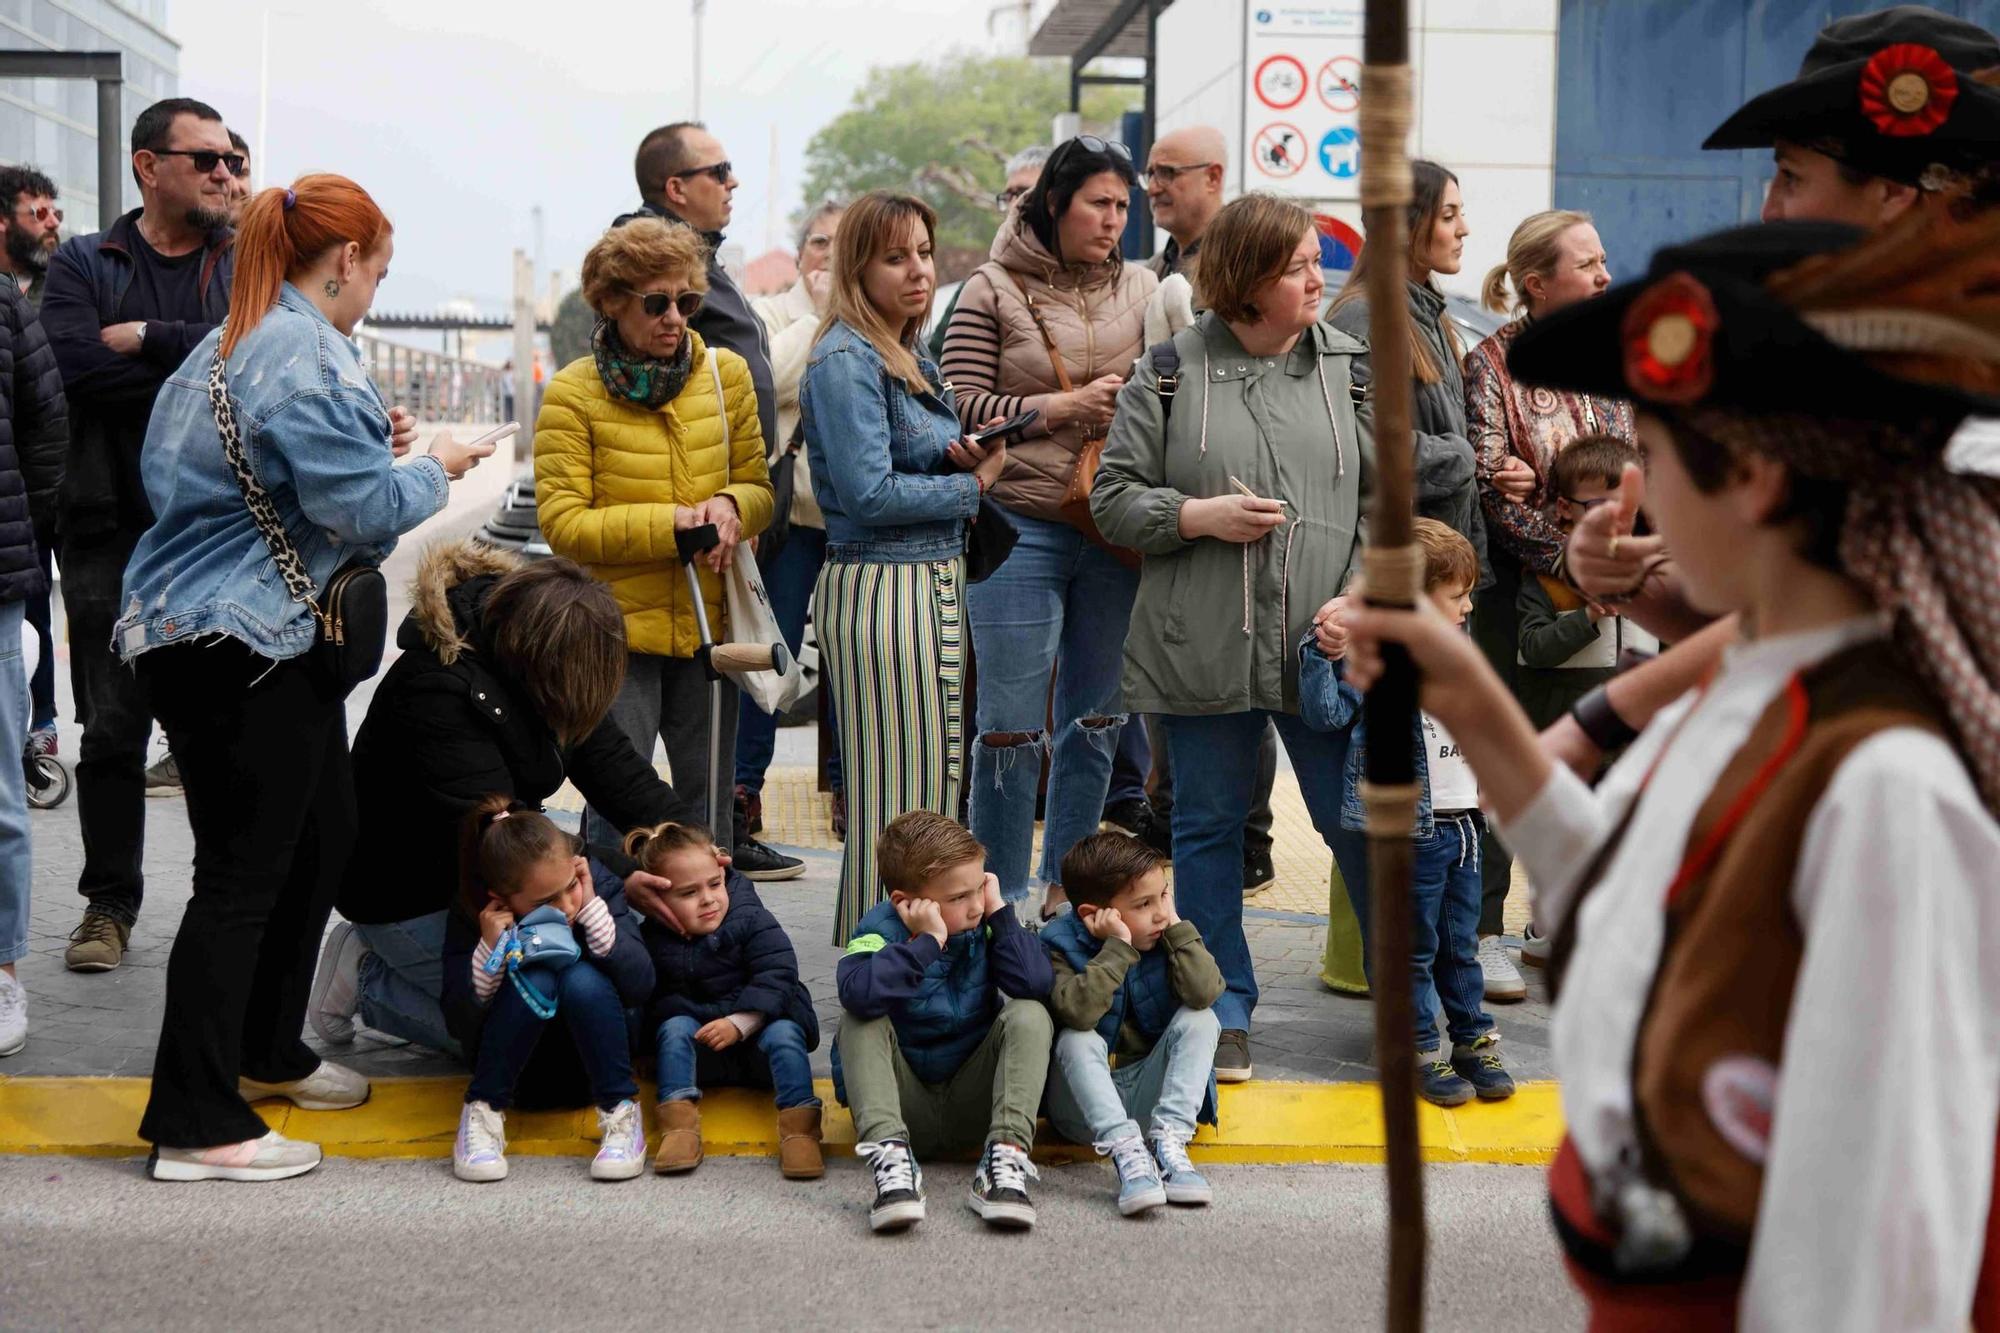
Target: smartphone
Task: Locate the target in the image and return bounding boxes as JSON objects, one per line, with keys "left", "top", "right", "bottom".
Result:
{"left": 466, "top": 421, "right": 521, "bottom": 450}
{"left": 968, "top": 409, "right": 1039, "bottom": 446}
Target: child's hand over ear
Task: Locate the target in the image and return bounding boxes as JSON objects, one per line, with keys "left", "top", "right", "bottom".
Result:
{"left": 895, "top": 896, "right": 948, "bottom": 947}
{"left": 981, "top": 873, "right": 1004, "bottom": 920}
{"left": 558, "top": 856, "right": 595, "bottom": 922}
{"left": 695, "top": 1018, "right": 742, "bottom": 1051}
{"left": 478, "top": 897, "right": 515, "bottom": 950}
{"left": 1086, "top": 906, "right": 1132, "bottom": 945}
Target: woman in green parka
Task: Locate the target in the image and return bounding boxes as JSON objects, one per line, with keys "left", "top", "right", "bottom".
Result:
{"left": 1091, "top": 193, "right": 1371, "bottom": 1081}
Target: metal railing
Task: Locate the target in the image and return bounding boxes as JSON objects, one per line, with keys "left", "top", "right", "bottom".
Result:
{"left": 355, "top": 334, "right": 510, "bottom": 423}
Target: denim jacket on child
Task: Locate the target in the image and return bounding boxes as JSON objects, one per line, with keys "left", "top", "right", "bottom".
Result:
{"left": 799, "top": 319, "right": 981, "bottom": 565}
{"left": 116, "top": 283, "right": 449, "bottom": 663}
{"left": 1296, "top": 629, "right": 1450, "bottom": 837}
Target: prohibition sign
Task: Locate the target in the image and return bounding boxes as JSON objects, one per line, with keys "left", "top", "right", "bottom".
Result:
{"left": 1253, "top": 123, "right": 1307, "bottom": 177}
{"left": 1319, "top": 56, "right": 1361, "bottom": 113}
{"left": 1254, "top": 54, "right": 1308, "bottom": 110}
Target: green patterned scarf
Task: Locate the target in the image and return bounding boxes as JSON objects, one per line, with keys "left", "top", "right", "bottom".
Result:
{"left": 591, "top": 317, "right": 692, "bottom": 408}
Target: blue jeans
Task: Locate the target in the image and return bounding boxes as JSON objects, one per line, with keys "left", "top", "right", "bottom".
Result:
{"left": 1161, "top": 710, "right": 1354, "bottom": 1031}
{"left": 465, "top": 960, "right": 638, "bottom": 1111}
{"left": 654, "top": 1013, "right": 819, "bottom": 1109}
{"left": 967, "top": 514, "right": 1138, "bottom": 902}
{"left": 1047, "top": 1006, "right": 1220, "bottom": 1144}
{"left": 0, "top": 600, "right": 27, "bottom": 966}
{"left": 734, "top": 527, "right": 843, "bottom": 796}
{"left": 355, "top": 911, "right": 459, "bottom": 1057}
{"left": 1409, "top": 812, "right": 1493, "bottom": 1053}
{"left": 1106, "top": 711, "right": 1150, "bottom": 807}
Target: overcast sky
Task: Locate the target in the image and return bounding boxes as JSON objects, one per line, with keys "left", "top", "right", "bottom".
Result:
{"left": 173, "top": 0, "right": 1048, "bottom": 314}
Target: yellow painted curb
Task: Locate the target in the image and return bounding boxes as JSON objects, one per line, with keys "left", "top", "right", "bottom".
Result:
{"left": 0, "top": 1076, "right": 1562, "bottom": 1165}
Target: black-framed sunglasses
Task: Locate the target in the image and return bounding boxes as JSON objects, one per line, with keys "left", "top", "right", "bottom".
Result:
{"left": 623, "top": 287, "right": 704, "bottom": 320}
{"left": 1066, "top": 134, "right": 1132, "bottom": 161}
{"left": 671, "top": 160, "right": 733, "bottom": 185}
{"left": 154, "top": 149, "right": 247, "bottom": 177}
{"left": 1144, "top": 161, "right": 1214, "bottom": 185}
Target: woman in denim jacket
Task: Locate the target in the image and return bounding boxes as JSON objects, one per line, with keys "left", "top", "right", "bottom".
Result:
{"left": 800, "top": 191, "right": 1005, "bottom": 944}
{"left": 115, "top": 175, "right": 493, "bottom": 1182}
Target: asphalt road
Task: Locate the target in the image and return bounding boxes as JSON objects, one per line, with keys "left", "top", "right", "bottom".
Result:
{"left": 0, "top": 1155, "right": 1580, "bottom": 1330}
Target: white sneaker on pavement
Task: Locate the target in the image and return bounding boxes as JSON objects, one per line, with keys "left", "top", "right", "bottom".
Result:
{"left": 239, "top": 1059, "right": 371, "bottom": 1110}
{"left": 149, "top": 1130, "right": 322, "bottom": 1182}
{"left": 591, "top": 1099, "right": 646, "bottom": 1181}
{"left": 1478, "top": 935, "right": 1527, "bottom": 1002}
{"left": 454, "top": 1100, "right": 508, "bottom": 1183}
{"left": 308, "top": 921, "right": 367, "bottom": 1045}
{"left": 1520, "top": 927, "right": 1550, "bottom": 968}
{"left": 0, "top": 969, "right": 25, "bottom": 1057}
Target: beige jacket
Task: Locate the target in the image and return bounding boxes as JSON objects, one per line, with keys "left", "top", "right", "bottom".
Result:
{"left": 950, "top": 221, "right": 1156, "bottom": 520}
{"left": 750, "top": 276, "right": 825, "bottom": 529}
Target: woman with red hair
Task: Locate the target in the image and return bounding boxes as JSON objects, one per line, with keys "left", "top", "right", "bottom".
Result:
{"left": 115, "top": 173, "right": 494, "bottom": 1181}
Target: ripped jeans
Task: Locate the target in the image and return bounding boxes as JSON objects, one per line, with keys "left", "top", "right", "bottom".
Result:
{"left": 966, "top": 513, "right": 1139, "bottom": 903}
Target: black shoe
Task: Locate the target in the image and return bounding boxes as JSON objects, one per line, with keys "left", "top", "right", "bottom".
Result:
{"left": 1215, "top": 1029, "right": 1253, "bottom": 1083}
{"left": 967, "top": 1142, "right": 1038, "bottom": 1229}
{"left": 1101, "top": 798, "right": 1172, "bottom": 861}
{"left": 859, "top": 1139, "right": 925, "bottom": 1234}
{"left": 731, "top": 836, "right": 805, "bottom": 881}
{"left": 1242, "top": 847, "right": 1275, "bottom": 896}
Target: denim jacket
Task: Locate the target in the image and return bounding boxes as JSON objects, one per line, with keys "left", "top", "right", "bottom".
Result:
{"left": 800, "top": 319, "right": 980, "bottom": 564}
{"left": 115, "top": 284, "right": 449, "bottom": 662}
{"left": 1295, "top": 629, "right": 1449, "bottom": 837}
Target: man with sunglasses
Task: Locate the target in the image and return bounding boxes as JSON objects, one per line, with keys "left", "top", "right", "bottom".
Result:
{"left": 0, "top": 166, "right": 63, "bottom": 311}
{"left": 225, "top": 130, "right": 254, "bottom": 228}
{"left": 39, "top": 97, "right": 238, "bottom": 973}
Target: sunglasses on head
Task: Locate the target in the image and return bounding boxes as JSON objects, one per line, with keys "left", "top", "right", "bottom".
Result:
{"left": 623, "top": 287, "right": 704, "bottom": 320}
{"left": 154, "top": 149, "right": 248, "bottom": 177}
{"left": 1058, "top": 134, "right": 1133, "bottom": 164}
{"left": 671, "top": 160, "right": 732, "bottom": 186}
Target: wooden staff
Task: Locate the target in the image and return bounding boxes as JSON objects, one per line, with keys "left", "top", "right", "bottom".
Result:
{"left": 1357, "top": 2, "right": 1426, "bottom": 1329}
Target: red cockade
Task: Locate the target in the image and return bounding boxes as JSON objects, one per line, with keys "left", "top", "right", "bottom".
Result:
{"left": 1859, "top": 42, "right": 1959, "bottom": 138}
{"left": 1621, "top": 272, "right": 1718, "bottom": 405}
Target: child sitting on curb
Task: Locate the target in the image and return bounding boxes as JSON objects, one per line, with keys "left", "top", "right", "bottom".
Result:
{"left": 1298, "top": 519, "right": 1515, "bottom": 1108}
{"left": 833, "top": 811, "right": 1054, "bottom": 1235}
{"left": 1041, "top": 831, "right": 1222, "bottom": 1216}
{"left": 629, "top": 821, "right": 823, "bottom": 1180}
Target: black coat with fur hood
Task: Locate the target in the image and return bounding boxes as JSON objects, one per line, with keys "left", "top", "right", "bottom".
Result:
{"left": 339, "top": 539, "right": 696, "bottom": 925}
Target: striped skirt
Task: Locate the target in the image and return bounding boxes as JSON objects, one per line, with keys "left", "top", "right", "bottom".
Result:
{"left": 814, "top": 556, "right": 965, "bottom": 946}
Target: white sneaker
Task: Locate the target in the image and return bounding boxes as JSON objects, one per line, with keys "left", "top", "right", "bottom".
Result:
{"left": 239, "top": 1059, "right": 371, "bottom": 1110}
{"left": 1477, "top": 935, "right": 1527, "bottom": 1002}
{"left": 454, "top": 1100, "right": 508, "bottom": 1182}
{"left": 149, "top": 1130, "right": 322, "bottom": 1182}
{"left": 0, "top": 969, "right": 25, "bottom": 1057}
{"left": 1519, "top": 928, "right": 1550, "bottom": 968}
{"left": 308, "top": 922, "right": 367, "bottom": 1045}
{"left": 591, "top": 1099, "right": 646, "bottom": 1181}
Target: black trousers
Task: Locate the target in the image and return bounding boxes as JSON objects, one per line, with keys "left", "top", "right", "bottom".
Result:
{"left": 60, "top": 531, "right": 153, "bottom": 925}
{"left": 1469, "top": 550, "right": 1522, "bottom": 938}
{"left": 136, "top": 639, "right": 352, "bottom": 1148}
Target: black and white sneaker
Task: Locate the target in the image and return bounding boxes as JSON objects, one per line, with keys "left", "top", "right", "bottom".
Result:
{"left": 857, "top": 1139, "right": 925, "bottom": 1233}
{"left": 968, "top": 1141, "right": 1039, "bottom": 1229}
{"left": 1101, "top": 798, "right": 1172, "bottom": 860}
{"left": 731, "top": 836, "right": 805, "bottom": 882}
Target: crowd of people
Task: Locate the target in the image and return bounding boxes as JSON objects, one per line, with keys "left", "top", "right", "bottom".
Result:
{"left": 5, "top": 4, "right": 2000, "bottom": 1319}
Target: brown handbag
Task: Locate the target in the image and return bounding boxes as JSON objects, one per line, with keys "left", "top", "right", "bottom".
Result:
{"left": 1004, "top": 271, "right": 1140, "bottom": 570}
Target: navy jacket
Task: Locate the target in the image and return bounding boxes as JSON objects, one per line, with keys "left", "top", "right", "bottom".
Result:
{"left": 40, "top": 209, "right": 232, "bottom": 539}
{"left": 440, "top": 859, "right": 656, "bottom": 1058}
{"left": 831, "top": 897, "right": 1052, "bottom": 1099}
{"left": 0, "top": 282, "right": 66, "bottom": 603}
{"left": 642, "top": 880, "right": 819, "bottom": 1048}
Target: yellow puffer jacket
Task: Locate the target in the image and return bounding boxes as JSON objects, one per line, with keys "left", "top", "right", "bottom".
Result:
{"left": 533, "top": 331, "right": 773, "bottom": 658}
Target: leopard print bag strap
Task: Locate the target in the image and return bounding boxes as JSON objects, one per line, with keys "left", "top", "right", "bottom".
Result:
{"left": 207, "top": 340, "right": 329, "bottom": 636}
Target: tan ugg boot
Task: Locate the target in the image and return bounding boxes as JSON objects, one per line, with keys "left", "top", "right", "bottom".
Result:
{"left": 652, "top": 1100, "right": 702, "bottom": 1174}
{"left": 776, "top": 1105, "right": 824, "bottom": 1180}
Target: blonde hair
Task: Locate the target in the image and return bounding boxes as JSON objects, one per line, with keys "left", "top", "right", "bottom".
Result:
{"left": 622, "top": 820, "right": 717, "bottom": 872}
{"left": 581, "top": 218, "right": 710, "bottom": 317}
{"left": 1193, "top": 193, "right": 1314, "bottom": 325}
{"left": 1481, "top": 209, "right": 1594, "bottom": 315}
{"left": 817, "top": 191, "right": 938, "bottom": 396}
{"left": 1414, "top": 516, "right": 1478, "bottom": 594}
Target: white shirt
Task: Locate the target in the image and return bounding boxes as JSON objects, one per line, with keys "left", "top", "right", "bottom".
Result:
{"left": 1498, "top": 616, "right": 2000, "bottom": 1332}
{"left": 1423, "top": 711, "right": 1479, "bottom": 812}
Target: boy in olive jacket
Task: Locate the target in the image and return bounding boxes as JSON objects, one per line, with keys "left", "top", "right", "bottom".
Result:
{"left": 1041, "top": 832, "right": 1223, "bottom": 1217}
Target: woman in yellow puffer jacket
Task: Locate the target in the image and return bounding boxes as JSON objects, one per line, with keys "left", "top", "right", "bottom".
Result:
{"left": 535, "top": 219, "right": 774, "bottom": 860}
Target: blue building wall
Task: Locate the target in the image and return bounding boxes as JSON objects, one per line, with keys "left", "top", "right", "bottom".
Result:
{"left": 1554, "top": 0, "right": 2000, "bottom": 274}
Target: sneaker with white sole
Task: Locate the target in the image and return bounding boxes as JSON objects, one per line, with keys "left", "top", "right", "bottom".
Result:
{"left": 454, "top": 1100, "right": 508, "bottom": 1182}
{"left": 590, "top": 1099, "right": 647, "bottom": 1181}
{"left": 308, "top": 922, "right": 367, "bottom": 1045}
{"left": 239, "top": 1059, "right": 371, "bottom": 1111}
{"left": 143, "top": 751, "right": 182, "bottom": 796}
{"left": 149, "top": 1130, "right": 322, "bottom": 1182}
{"left": 968, "top": 1141, "right": 1039, "bottom": 1229}
{"left": 1477, "top": 935, "right": 1527, "bottom": 1002}
{"left": 1097, "top": 1134, "right": 1166, "bottom": 1216}
{"left": 1149, "top": 1127, "right": 1214, "bottom": 1206}
{"left": 0, "top": 969, "right": 25, "bottom": 1057}
{"left": 857, "top": 1139, "right": 925, "bottom": 1233}
{"left": 1519, "top": 927, "right": 1550, "bottom": 968}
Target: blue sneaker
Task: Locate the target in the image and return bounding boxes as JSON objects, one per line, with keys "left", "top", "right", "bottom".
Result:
{"left": 1149, "top": 1128, "right": 1213, "bottom": 1206}
{"left": 1098, "top": 1134, "right": 1167, "bottom": 1216}
{"left": 1418, "top": 1053, "right": 1475, "bottom": 1107}
{"left": 1451, "top": 1035, "right": 1516, "bottom": 1101}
